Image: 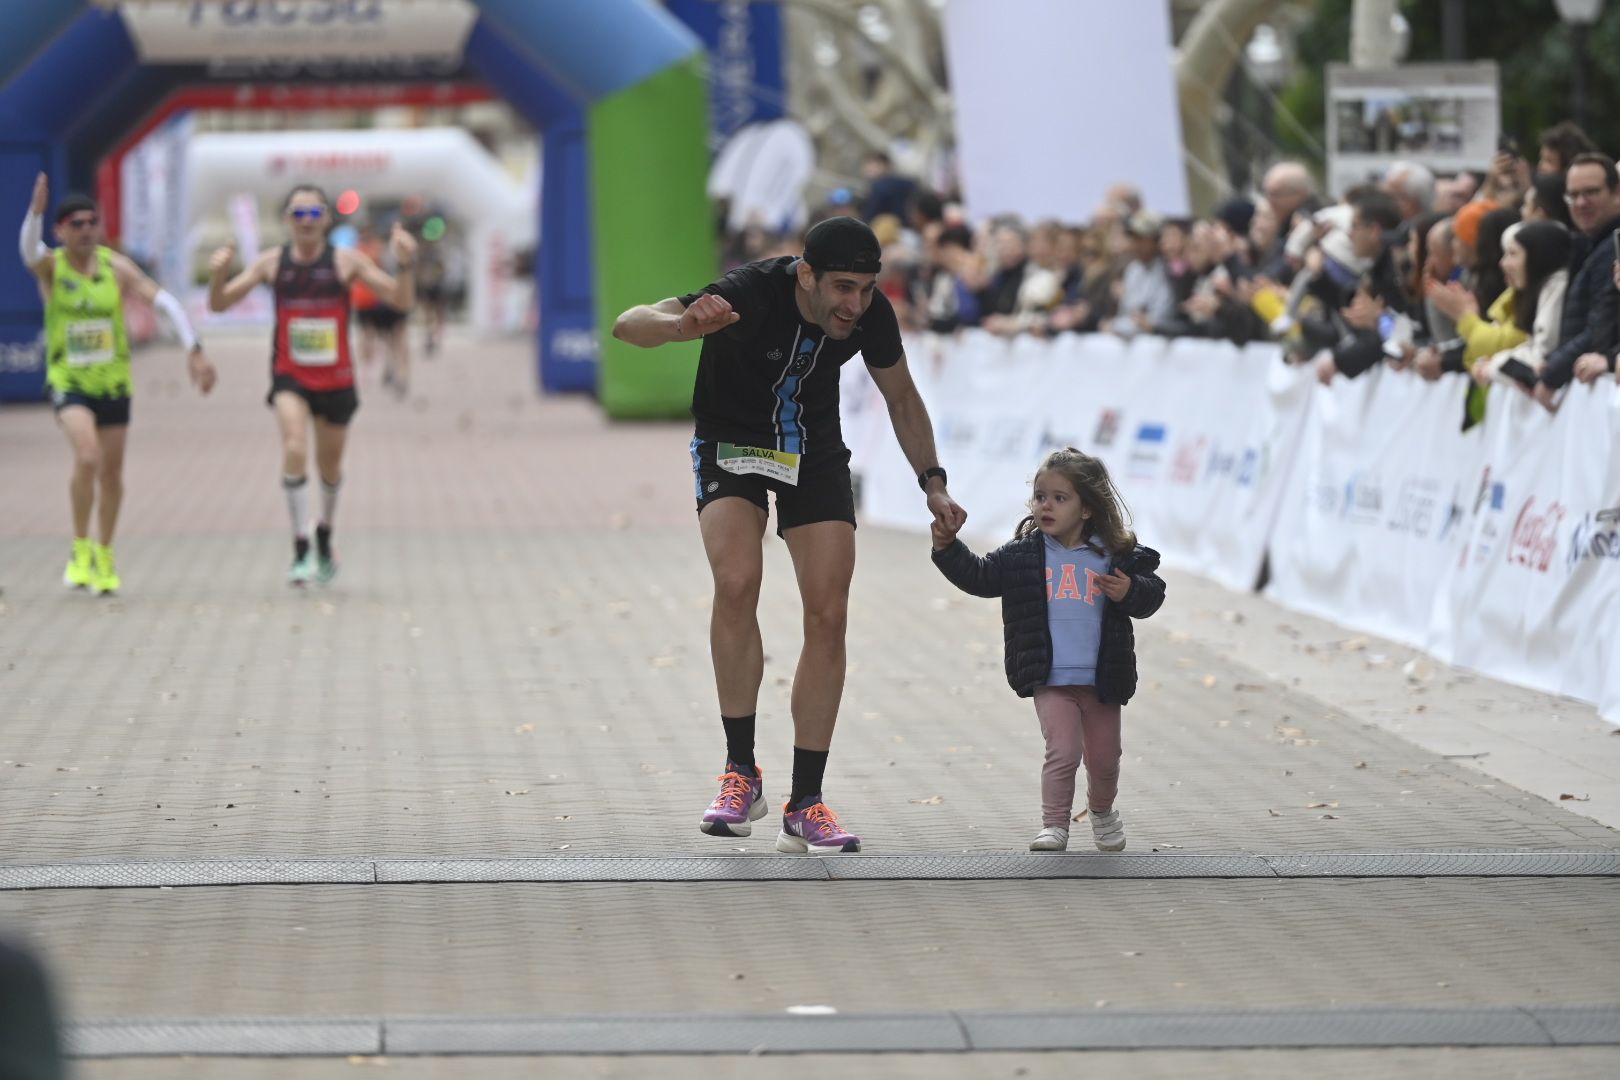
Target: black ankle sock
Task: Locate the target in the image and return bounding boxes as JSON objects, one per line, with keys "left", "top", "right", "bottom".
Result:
{"left": 294, "top": 537, "right": 311, "bottom": 561}
{"left": 789, "top": 747, "right": 829, "bottom": 809}
{"left": 315, "top": 523, "right": 332, "bottom": 558}
{"left": 721, "top": 714, "right": 756, "bottom": 775}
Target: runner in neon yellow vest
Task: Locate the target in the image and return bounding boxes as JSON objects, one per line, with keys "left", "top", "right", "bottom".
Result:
{"left": 20, "top": 174, "right": 217, "bottom": 595}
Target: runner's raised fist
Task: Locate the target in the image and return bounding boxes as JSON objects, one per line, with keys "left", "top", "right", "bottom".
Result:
{"left": 30, "top": 173, "right": 48, "bottom": 216}
{"left": 208, "top": 245, "right": 236, "bottom": 277}
{"left": 389, "top": 221, "right": 418, "bottom": 265}
{"left": 677, "top": 294, "right": 740, "bottom": 340}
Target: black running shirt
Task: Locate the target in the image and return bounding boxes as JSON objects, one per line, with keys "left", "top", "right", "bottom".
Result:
{"left": 678, "top": 256, "right": 902, "bottom": 455}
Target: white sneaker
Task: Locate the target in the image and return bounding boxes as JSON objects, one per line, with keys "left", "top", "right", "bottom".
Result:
{"left": 1090, "top": 809, "right": 1126, "bottom": 852}
{"left": 1029, "top": 826, "right": 1069, "bottom": 851}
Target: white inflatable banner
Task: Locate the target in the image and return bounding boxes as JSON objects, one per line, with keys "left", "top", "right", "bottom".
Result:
{"left": 848, "top": 333, "right": 1619, "bottom": 722}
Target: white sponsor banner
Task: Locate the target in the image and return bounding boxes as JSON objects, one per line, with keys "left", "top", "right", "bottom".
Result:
{"left": 849, "top": 333, "right": 1310, "bottom": 591}
{"left": 1265, "top": 366, "right": 1485, "bottom": 645}
{"left": 120, "top": 1, "right": 477, "bottom": 63}
{"left": 1430, "top": 383, "right": 1620, "bottom": 712}
{"left": 851, "top": 333, "right": 1620, "bottom": 723}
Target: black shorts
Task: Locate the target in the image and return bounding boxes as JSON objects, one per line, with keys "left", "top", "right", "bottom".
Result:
{"left": 268, "top": 375, "right": 360, "bottom": 426}
{"left": 52, "top": 390, "right": 130, "bottom": 427}
{"left": 356, "top": 306, "right": 406, "bottom": 331}
{"left": 690, "top": 437, "right": 856, "bottom": 536}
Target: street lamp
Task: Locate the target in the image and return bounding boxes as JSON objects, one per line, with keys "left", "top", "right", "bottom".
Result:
{"left": 1555, "top": 0, "right": 1606, "bottom": 131}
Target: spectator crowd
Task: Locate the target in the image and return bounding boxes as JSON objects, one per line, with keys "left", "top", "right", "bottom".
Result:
{"left": 729, "top": 124, "right": 1620, "bottom": 427}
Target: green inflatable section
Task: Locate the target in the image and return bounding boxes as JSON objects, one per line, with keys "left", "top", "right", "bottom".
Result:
{"left": 589, "top": 56, "right": 716, "bottom": 420}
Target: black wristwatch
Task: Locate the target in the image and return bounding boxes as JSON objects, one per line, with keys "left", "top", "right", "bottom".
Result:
{"left": 917, "top": 466, "right": 948, "bottom": 491}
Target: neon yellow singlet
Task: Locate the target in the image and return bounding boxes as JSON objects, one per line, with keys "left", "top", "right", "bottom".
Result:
{"left": 45, "top": 246, "right": 131, "bottom": 399}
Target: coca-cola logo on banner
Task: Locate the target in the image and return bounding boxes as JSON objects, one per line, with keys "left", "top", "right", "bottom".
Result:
{"left": 1507, "top": 496, "right": 1568, "bottom": 573}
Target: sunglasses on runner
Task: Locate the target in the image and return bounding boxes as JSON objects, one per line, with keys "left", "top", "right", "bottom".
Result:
{"left": 63, "top": 216, "right": 99, "bottom": 229}
{"left": 289, "top": 207, "right": 325, "bottom": 220}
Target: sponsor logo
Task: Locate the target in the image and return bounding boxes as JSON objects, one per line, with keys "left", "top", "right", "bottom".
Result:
{"left": 767, "top": 348, "right": 782, "bottom": 362}
{"left": 705, "top": 481, "right": 720, "bottom": 494}
{"left": 0, "top": 337, "right": 44, "bottom": 374}
{"left": 1388, "top": 477, "right": 1442, "bottom": 539}
{"left": 188, "top": 2, "right": 387, "bottom": 28}
{"left": 1093, "top": 408, "right": 1121, "bottom": 448}
{"left": 1506, "top": 496, "right": 1567, "bottom": 573}
{"left": 1128, "top": 422, "right": 1166, "bottom": 479}
{"left": 267, "top": 151, "right": 390, "bottom": 176}
{"left": 1566, "top": 506, "right": 1620, "bottom": 569}
{"left": 551, "top": 328, "right": 597, "bottom": 362}
{"left": 1340, "top": 473, "right": 1383, "bottom": 525}
{"left": 1236, "top": 447, "right": 1262, "bottom": 489}
{"left": 1171, "top": 435, "right": 1209, "bottom": 485}
{"left": 787, "top": 338, "right": 815, "bottom": 376}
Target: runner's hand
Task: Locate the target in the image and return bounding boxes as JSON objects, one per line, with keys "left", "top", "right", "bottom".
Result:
{"left": 926, "top": 489, "right": 966, "bottom": 535}
{"left": 1097, "top": 568, "right": 1132, "bottom": 602}
{"left": 677, "top": 295, "right": 740, "bottom": 340}
{"left": 188, "top": 349, "right": 217, "bottom": 395}
{"left": 208, "top": 244, "right": 236, "bottom": 278}
{"left": 389, "top": 221, "right": 418, "bottom": 266}
{"left": 30, "top": 173, "right": 47, "bottom": 216}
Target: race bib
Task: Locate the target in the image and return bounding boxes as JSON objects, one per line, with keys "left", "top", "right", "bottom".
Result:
{"left": 65, "top": 319, "right": 114, "bottom": 367}
{"left": 288, "top": 317, "right": 339, "bottom": 366}
{"left": 718, "top": 442, "right": 801, "bottom": 486}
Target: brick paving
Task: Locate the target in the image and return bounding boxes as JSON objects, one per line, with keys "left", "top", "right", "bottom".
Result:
{"left": 2, "top": 333, "right": 1615, "bottom": 1077}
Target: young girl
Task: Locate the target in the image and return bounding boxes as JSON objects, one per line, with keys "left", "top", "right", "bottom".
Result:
{"left": 930, "top": 448, "right": 1165, "bottom": 852}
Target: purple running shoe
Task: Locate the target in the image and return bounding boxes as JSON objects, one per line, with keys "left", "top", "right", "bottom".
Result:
{"left": 700, "top": 764, "right": 767, "bottom": 836}
{"left": 775, "top": 797, "right": 861, "bottom": 854}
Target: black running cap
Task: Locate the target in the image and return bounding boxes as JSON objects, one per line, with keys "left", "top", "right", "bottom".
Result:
{"left": 803, "top": 217, "right": 882, "bottom": 274}
{"left": 54, "top": 193, "right": 97, "bottom": 224}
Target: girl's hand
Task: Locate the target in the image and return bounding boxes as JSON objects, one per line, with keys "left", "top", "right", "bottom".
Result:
{"left": 930, "top": 520, "right": 956, "bottom": 550}
{"left": 1097, "top": 568, "right": 1132, "bottom": 601}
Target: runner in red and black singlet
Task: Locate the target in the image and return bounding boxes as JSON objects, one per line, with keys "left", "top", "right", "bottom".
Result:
{"left": 208, "top": 183, "right": 416, "bottom": 586}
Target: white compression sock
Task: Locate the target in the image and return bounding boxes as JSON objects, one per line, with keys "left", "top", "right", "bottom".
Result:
{"left": 319, "top": 478, "right": 341, "bottom": 527}
{"left": 283, "top": 475, "right": 311, "bottom": 538}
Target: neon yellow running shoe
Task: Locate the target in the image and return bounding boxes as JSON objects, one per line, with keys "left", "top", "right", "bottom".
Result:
{"left": 91, "top": 543, "right": 120, "bottom": 596}
{"left": 63, "top": 537, "right": 95, "bottom": 589}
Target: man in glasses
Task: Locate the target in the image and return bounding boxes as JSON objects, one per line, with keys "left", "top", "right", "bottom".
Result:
{"left": 208, "top": 184, "right": 416, "bottom": 585}
{"left": 18, "top": 173, "right": 217, "bottom": 596}
{"left": 1536, "top": 152, "right": 1620, "bottom": 406}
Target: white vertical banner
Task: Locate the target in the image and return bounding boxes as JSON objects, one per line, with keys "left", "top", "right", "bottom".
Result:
{"left": 942, "top": 0, "right": 1188, "bottom": 220}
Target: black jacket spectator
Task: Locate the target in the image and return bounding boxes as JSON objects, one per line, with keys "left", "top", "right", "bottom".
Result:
{"left": 1543, "top": 210, "right": 1620, "bottom": 388}
{"left": 930, "top": 536, "right": 1165, "bottom": 705}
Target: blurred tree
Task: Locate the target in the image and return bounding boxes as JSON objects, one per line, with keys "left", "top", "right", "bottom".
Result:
{"left": 1277, "top": 0, "right": 1620, "bottom": 173}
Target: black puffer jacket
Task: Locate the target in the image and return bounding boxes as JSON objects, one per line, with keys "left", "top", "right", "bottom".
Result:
{"left": 931, "top": 535, "right": 1166, "bottom": 705}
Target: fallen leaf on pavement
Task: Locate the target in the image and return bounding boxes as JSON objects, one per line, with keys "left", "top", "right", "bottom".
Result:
{"left": 505, "top": 789, "right": 529, "bottom": 796}
{"left": 1201, "top": 675, "right": 1218, "bottom": 688}
{"left": 1559, "top": 793, "right": 1591, "bottom": 801}
{"left": 513, "top": 723, "right": 535, "bottom": 734}
{"left": 910, "top": 795, "right": 944, "bottom": 805}
{"left": 1072, "top": 809, "right": 1090, "bottom": 822}
{"left": 1267, "top": 809, "right": 1282, "bottom": 817}
{"left": 1319, "top": 813, "right": 1338, "bottom": 820}
{"left": 1306, "top": 802, "right": 1340, "bottom": 809}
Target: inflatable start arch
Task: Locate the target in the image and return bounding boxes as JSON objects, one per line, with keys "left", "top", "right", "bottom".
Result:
{"left": 0, "top": 0, "right": 715, "bottom": 418}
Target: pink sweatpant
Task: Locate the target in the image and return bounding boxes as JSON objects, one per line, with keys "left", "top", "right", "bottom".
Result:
{"left": 1032, "top": 685, "right": 1122, "bottom": 828}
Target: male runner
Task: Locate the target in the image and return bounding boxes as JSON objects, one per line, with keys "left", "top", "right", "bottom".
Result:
{"left": 19, "top": 174, "right": 217, "bottom": 595}
{"left": 613, "top": 216, "right": 966, "bottom": 853}
{"left": 208, "top": 185, "right": 415, "bottom": 585}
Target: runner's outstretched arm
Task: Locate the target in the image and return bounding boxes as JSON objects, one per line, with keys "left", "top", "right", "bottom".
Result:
{"left": 110, "top": 251, "right": 216, "bottom": 394}
{"left": 19, "top": 173, "right": 51, "bottom": 280}
{"left": 613, "top": 294, "right": 738, "bottom": 347}
{"left": 209, "top": 245, "right": 275, "bottom": 312}
{"left": 867, "top": 351, "right": 967, "bottom": 533}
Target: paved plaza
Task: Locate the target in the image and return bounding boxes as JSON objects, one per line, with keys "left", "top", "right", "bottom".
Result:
{"left": 1, "top": 334, "right": 1616, "bottom": 1077}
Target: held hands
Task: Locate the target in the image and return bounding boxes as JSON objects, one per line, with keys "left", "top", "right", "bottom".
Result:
{"left": 677, "top": 294, "right": 741, "bottom": 340}
{"left": 927, "top": 489, "right": 967, "bottom": 549}
{"left": 30, "top": 172, "right": 48, "bottom": 216}
{"left": 1096, "top": 568, "right": 1132, "bottom": 602}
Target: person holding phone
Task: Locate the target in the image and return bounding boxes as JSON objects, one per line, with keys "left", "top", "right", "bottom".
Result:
{"left": 1477, "top": 222, "right": 1572, "bottom": 394}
